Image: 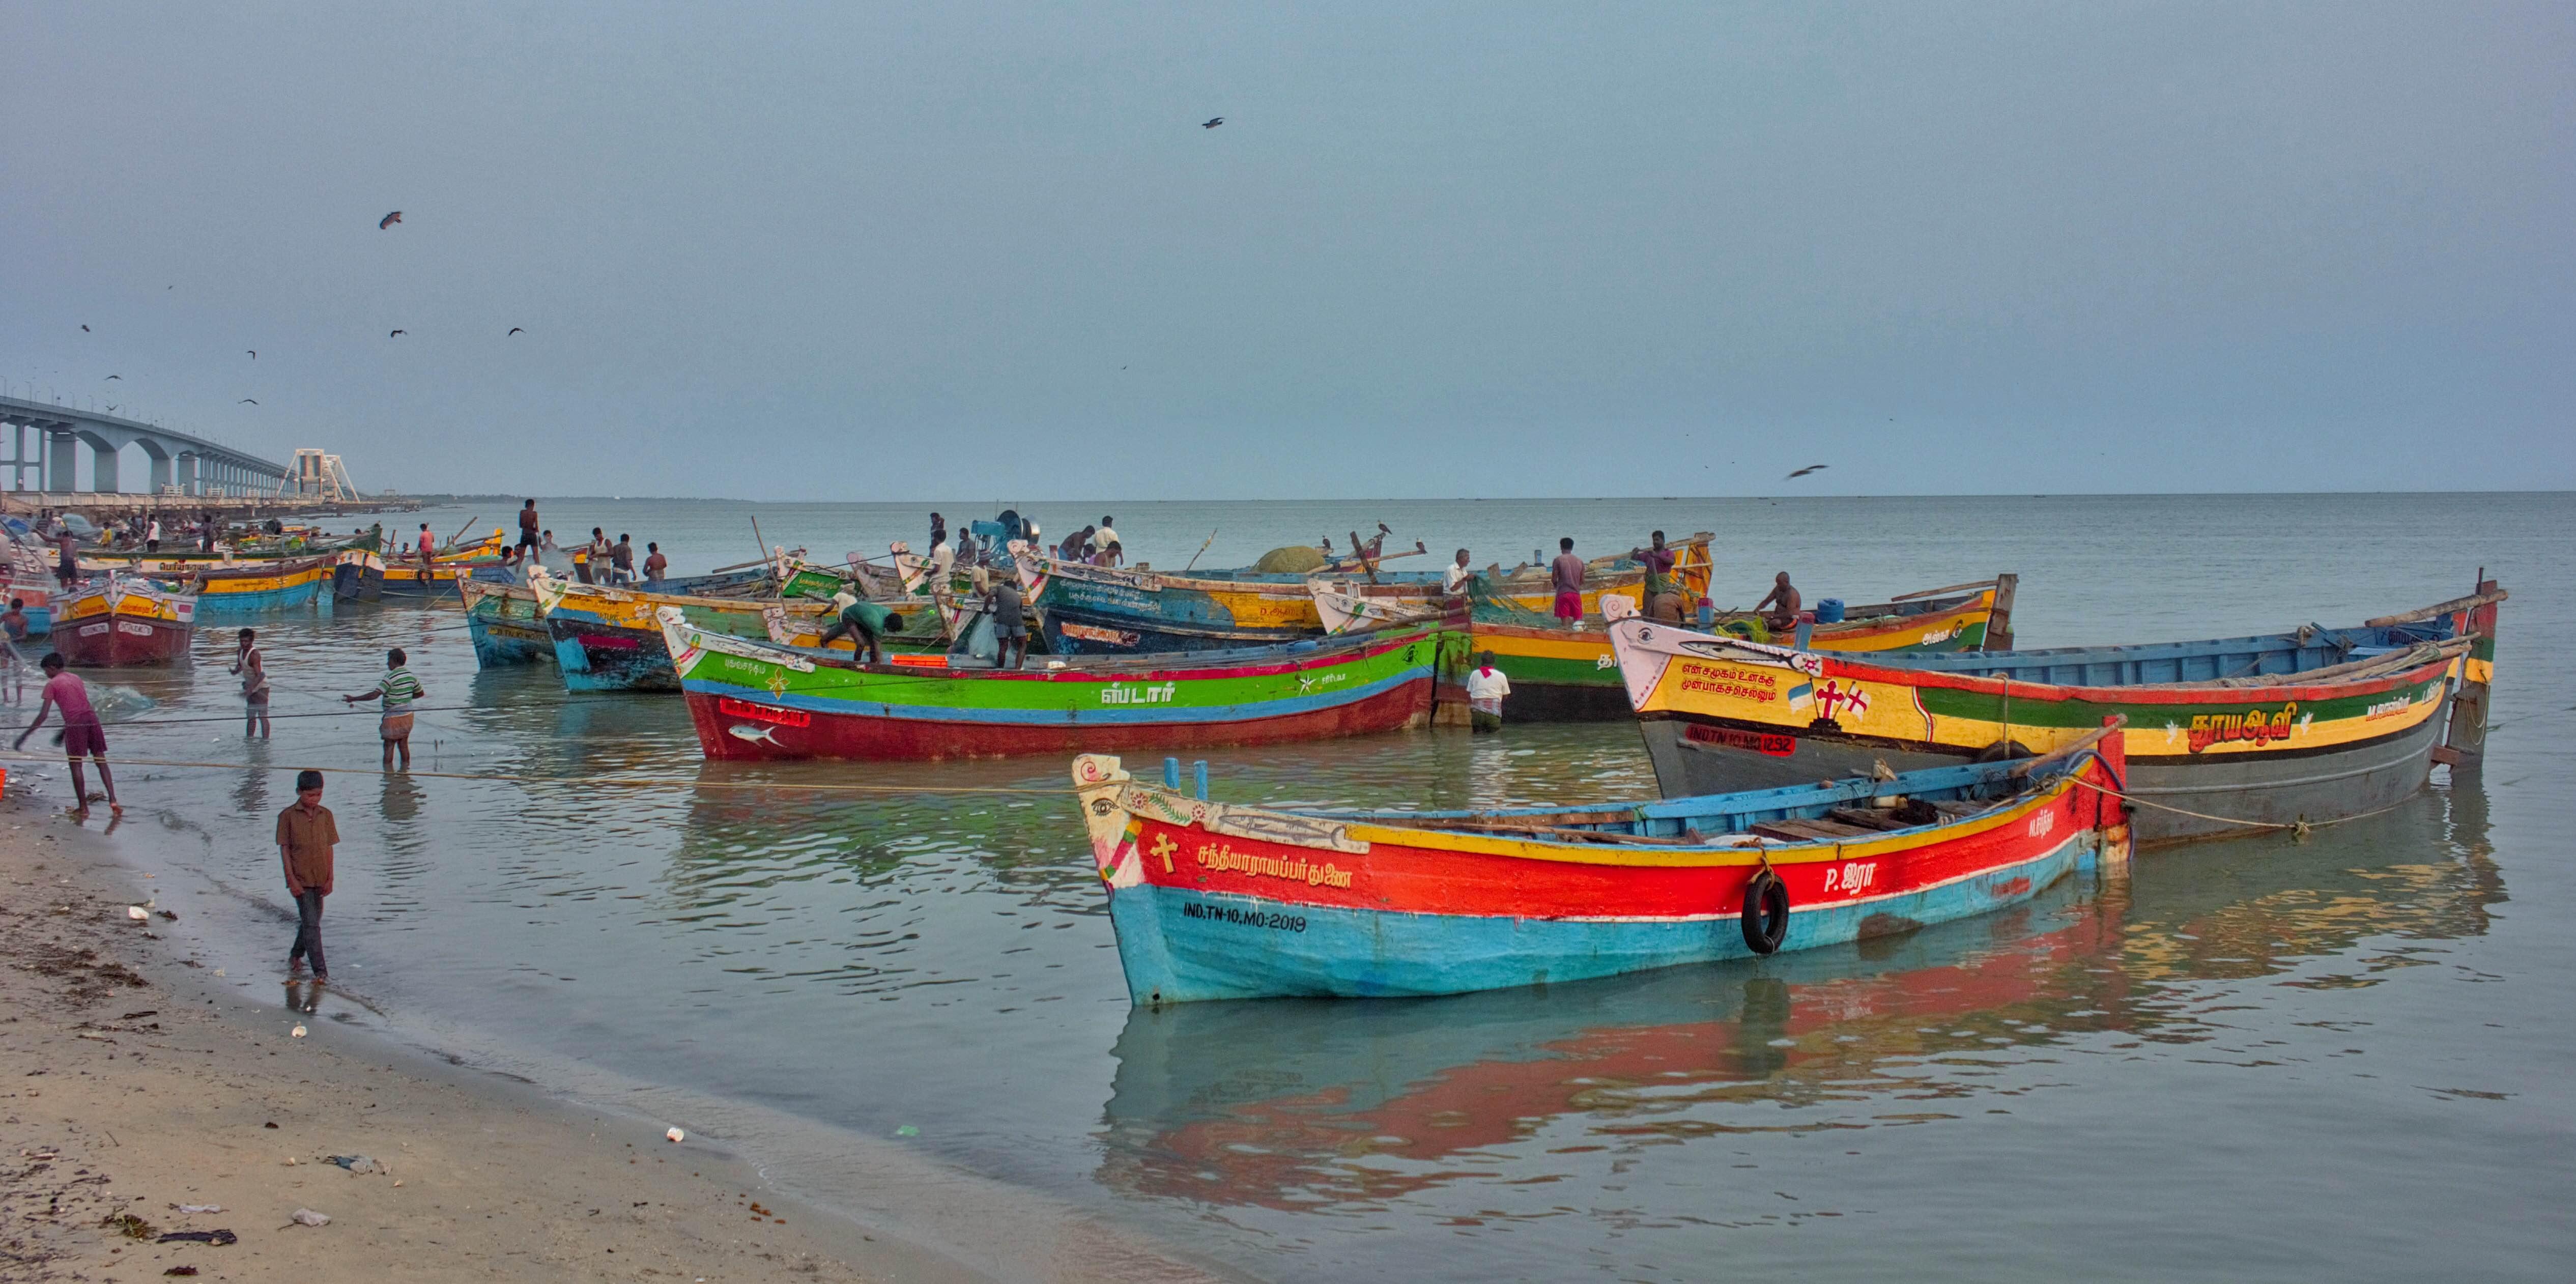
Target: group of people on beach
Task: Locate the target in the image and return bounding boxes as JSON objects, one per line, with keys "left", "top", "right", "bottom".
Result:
{"left": 491, "top": 501, "right": 671, "bottom": 588}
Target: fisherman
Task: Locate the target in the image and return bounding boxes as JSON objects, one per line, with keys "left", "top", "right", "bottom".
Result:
{"left": 584, "top": 528, "right": 611, "bottom": 585}
{"left": 15, "top": 653, "right": 118, "bottom": 816}
{"left": 343, "top": 647, "right": 425, "bottom": 771}
{"left": 539, "top": 529, "right": 560, "bottom": 559}
{"left": 1754, "top": 572, "right": 1803, "bottom": 635}
{"left": 277, "top": 769, "right": 337, "bottom": 985}
{"left": 929, "top": 512, "right": 947, "bottom": 551}
{"left": 1058, "top": 526, "right": 1095, "bottom": 562}
{"left": 928, "top": 532, "right": 956, "bottom": 581}
{"left": 231, "top": 626, "right": 271, "bottom": 738}
{"left": 1632, "top": 531, "right": 1682, "bottom": 622}
{"left": 1096, "top": 515, "right": 1120, "bottom": 551}
{"left": 54, "top": 528, "right": 78, "bottom": 589}
{"left": 0, "top": 598, "right": 27, "bottom": 704}
{"left": 817, "top": 590, "right": 905, "bottom": 665}
{"left": 414, "top": 523, "right": 437, "bottom": 575}
{"left": 612, "top": 533, "right": 636, "bottom": 586}
{"left": 642, "top": 541, "right": 669, "bottom": 589}
{"left": 1550, "top": 537, "right": 1587, "bottom": 631}
{"left": 1091, "top": 539, "right": 1124, "bottom": 569}
{"left": 984, "top": 574, "right": 1026, "bottom": 669}
{"left": 1465, "top": 651, "right": 1511, "bottom": 733}
{"left": 1443, "top": 548, "right": 1474, "bottom": 594}
{"left": 517, "top": 499, "right": 540, "bottom": 552}
{"left": 145, "top": 516, "right": 162, "bottom": 554}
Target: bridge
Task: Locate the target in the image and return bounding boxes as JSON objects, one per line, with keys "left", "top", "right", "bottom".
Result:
{"left": 0, "top": 394, "right": 289, "bottom": 497}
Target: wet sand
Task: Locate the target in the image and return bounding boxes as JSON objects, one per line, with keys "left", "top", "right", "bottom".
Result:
{"left": 0, "top": 797, "right": 950, "bottom": 1283}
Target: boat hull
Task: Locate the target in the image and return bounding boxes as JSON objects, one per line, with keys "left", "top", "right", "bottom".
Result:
{"left": 1071, "top": 744, "right": 2126, "bottom": 1004}
{"left": 460, "top": 581, "right": 553, "bottom": 668}
{"left": 333, "top": 552, "right": 385, "bottom": 602}
{"left": 550, "top": 615, "right": 682, "bottom": 691}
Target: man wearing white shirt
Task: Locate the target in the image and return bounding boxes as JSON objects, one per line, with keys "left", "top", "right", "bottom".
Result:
{"left": 1442, "top": 548, "right": 1473, "bottom": 594}
{"left": 929, "top": 535, "right": 956, "bottom": 580}
{"left": 1464, "top": 652, "right": 1510, "bottom": 733}
{"left": 1095, "top": 516, "right": 1119, "bottom": 552}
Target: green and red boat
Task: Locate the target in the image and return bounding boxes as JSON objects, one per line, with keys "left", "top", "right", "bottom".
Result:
{"left": 662, "top": 607, "right": 1447, "bottom": 761}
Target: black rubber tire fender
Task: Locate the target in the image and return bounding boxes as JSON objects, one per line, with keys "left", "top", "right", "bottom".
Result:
{"left": 1741, "top": 867, "right": 1789, "bottom": 956}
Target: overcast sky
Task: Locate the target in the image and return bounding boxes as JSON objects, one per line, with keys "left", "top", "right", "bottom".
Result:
{"left": 5, "top": 2, "right": 2569, "bottom": 499}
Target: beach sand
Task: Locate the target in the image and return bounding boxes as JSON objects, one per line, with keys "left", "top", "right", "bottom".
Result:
{"left": 0, "top": 799, "right": 968, "bottom": 1283}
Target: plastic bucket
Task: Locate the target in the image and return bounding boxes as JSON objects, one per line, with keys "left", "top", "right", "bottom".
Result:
{"left": 1815, "top": 598, "right": 1846, "bottom": 623}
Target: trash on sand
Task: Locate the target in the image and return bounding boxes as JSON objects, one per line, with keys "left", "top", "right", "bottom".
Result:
{"left": 895, "top": 1125, "right": 919, "bottom": 1137}
{"left": 324, "top": 1154, "right": 387, "bottom": 1175}
{"left": 290, "top": 1208, "right": 330, "bottom": 1227}
{"left": 281, "top": 1157, "right": 298, "bottom": 1165}
{"left": 169, "top": 1203, "right": 223, "bottom": 1214}
{"left": 127, "top": 905, "right": 150, "bottom": 921}
{"left": 666, "top": 1127, "right": 685, "bottom": 1143}
{"left": 159, "top": 908, "right": 178, "bottom": 920}
{"left": 164, "top": 1267, "right": 199, "bottom": 1277}
{"left": 100, "top": 1212, "right": 157, "bottom": 1239}
{"left": 264, "top": 1122, "right": 279, "bottom": 1129}
{"left": 155, "top": 1229, "right": 238, "bottom": 1246}
{"left": 291, "top": 1023, "right": 307, "bottom": 1038}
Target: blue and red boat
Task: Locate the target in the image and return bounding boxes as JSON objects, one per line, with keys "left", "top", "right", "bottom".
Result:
{"left": 1070, "top": 722, "right": 2130, "bottom": 1004}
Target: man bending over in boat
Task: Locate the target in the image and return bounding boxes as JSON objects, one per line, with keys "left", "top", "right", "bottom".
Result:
{"left": 818, "top": 589, "right": 905, "bottom": 666}
{"left": 1755, "top": 572, "right": 1802, "bottom": 635}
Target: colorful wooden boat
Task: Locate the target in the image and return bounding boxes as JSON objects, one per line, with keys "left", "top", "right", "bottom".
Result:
{"left": 1068, "top": 724, "right": 2129, "bottom": 1003}
{"left": 529, "top": 567, "right": 946, "bottom": 692}
{"left": 666, "top": 610, "right": 1446, "bottom": 761}
{"left": 51, "top": 576, "right": 197, "bottom": 667}
{"left": 1316, "top": 576, "right": 2019, "bottom": 722}
{"left": 112, "top": 554, "right": 336, "bottom": 615}
{"left": 1018, "top": 534, "right": 1715, "bottom": 656}
{"left": 459, "top": 578, "right": 555, "bottom": 668}
{"left": 332, "top": 549, "right": 385, "bottom": 602}
{"left": 0, "top": 579, "right": 54, "bottom": 637}
{"left": 1610, "top": 584, "right": 2505, "bottom": 843}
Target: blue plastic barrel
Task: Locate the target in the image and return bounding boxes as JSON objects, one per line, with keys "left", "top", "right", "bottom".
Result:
{"left": 1814, "top": 598, "right": 1846, "bottom": 623}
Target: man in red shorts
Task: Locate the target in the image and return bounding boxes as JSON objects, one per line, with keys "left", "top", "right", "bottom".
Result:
{"left": 1550, "top": 537, "right": 1587, "bottom": 631}
{"left": 14, "top": 652, "right": 119, "bottom": 815}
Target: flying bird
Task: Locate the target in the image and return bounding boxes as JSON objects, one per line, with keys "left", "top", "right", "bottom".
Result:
{"left": 239, "top": 398, "right": 258, "bottom": 405}
{"left": 1202, "top": 117, "right": 1223, "bottom": 129}
{"left": 80, "top": 324, "right": 90, "bottom": 332}
{"left": 103, "top": 405, "right": 117, "bottom": 413}
{"left": 379, "top": 211, "right": 403, "bottom": 229}
{"left": 388, "top": 329, "right": 406, "bottom": 337}
{"left": 247, "top": 350, "right": 256, "bottom": 359}
{"left": 1785, "top": 464, "right": 1829, "bottom": 479}
{"left": 104, "top": 375, "right": 120, "bottom": 381}
{"left": 508, "top": 327, "right": 523, "bottom": 336}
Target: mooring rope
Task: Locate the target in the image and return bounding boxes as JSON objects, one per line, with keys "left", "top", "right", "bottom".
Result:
{"left": 0, "top": 748, "right": 1076, "bottom": 796}
{"left": 2066, "top": 776, "right": 2418, "bottom": 836}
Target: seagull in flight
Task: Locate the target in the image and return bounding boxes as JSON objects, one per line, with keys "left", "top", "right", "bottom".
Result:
{"left": 238, "top": 398, "right": 259, "bottom": 405}
{"left": 388, "top": 329, "right": 406, "bottom": 337}
{"left": 247, "top": 350, "right": 256, "bottom": 360}
{"left": 1785, "top": 464, "right": 1829, "bottom": 479}
{"left": 379, "top": 211, "right": 403, "bottom": 230}
{"left": 80, "top": 324, "right": 90, "bottom": 332}
{"left": 1202, "top": 117, "right": 1224, "bottom": 129}
{"left": 103, "top": 375, "right": 120, "bottom": 381}
{"left": 104, "top": 405, "right": 117, "bottom": 413}
{"left": 508, "top": 327, "right": 524, "bottom": 336}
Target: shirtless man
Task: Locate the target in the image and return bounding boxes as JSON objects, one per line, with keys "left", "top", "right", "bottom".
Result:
{"left": 1755, "top": 572, "right": 1802, "bottom": 635}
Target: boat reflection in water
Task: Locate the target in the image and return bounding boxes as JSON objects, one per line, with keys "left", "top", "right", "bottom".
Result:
{"left": 1095, "top": 779, "right": 2500, "bottom": 1214}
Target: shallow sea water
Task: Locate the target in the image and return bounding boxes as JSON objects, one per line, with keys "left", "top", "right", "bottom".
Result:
{"left": 28, "top": 492, "right": 2572, "bottom": 1280}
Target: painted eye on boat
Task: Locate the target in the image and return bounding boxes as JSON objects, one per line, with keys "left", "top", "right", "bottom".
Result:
{"left": 1091, "top": 799, "right": 1114, "bottom": 816}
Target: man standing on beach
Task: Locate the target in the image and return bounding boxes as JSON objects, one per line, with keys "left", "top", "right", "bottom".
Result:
{"left": 1550, "top": 537, "right": 1587, "bottom": 631}
{"left": 585, "top": 528, "right": 611, "bottom": 585}
{"left": 0, "top": 598, "right": 26, "bottom": 704}
{"left": 518, "top": 499, "right": 539, "bottom": 554}
{"left": 231, "top": 627, "right": 270, "bottom": 738}
{"left": 344, "top": 647, "right": 425, "bottom": 770}
{"left": 984, "top": 575, "right": 1026, "bottom": 669}
{"left": 643, "top": 541, "right": 669, "bottom": 588}
{"left": 612, "top": 533, "right": 636, "bottom": 586}
{"left": 54, "top": 527, "right": 79, "bottom": 588}
{"left": 146, "top": 516, "right": 161, "bottom": 554}
{"left": 15, "top": 653, "right": 119, "bottom": 815}
{"left": 1096, "top": 515, "right": 1120, "bottom": 551}
{"left": 278, "top": 769, "right": 336, "bottom": 985}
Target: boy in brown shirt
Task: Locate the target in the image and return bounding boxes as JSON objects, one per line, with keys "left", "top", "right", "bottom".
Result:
{"left": 277, "top": 769, "right": 338, "bottom": 982}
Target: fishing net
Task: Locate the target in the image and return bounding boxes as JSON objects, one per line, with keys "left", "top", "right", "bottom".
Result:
{"left": 1251, "top": 545, "right": 1328, "bottom": 574}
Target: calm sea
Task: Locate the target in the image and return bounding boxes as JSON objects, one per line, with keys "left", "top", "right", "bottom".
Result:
{"left": 27, "top": 493, "right": 2572, "bottom": 1280}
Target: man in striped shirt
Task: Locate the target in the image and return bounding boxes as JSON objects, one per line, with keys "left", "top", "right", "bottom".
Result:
{"left": 343, "top": 647, "right": 427, "bottom": 770}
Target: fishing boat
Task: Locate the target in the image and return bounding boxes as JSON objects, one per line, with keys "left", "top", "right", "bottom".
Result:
{"left": 529, "top": 567, "right": 946, "bottom": 692}
{"left": 375, "top": 533, "right": 511, "bottom": 601}
{"left": 1609, "top": 582, "right": 2505, "bottom": 843}
{"left": 458, "top": 578, "right": 554, "bottom": 668}
{"left": 666, "top": 609, "right": 1446, "bottom": 761}
{"left": 117, "top": 553, "right": 337, "bottom": 615}
{"left": 1315, "top": 575, "right": 2020, "bottom": 722}
{"left": 0, "top": 580, "right": 53, "bottom": 637}
{"left": 332, "top": 549, "right": 385, "bottom": 602}
{"left": 51, "top": 576, "right": 197, "bottom": 667}
{"left": 1019, "top": 533, "right": 1714, "bottom": 656}
{"left": 1067, "top": 724, "right": 2129, "bottom": 1004}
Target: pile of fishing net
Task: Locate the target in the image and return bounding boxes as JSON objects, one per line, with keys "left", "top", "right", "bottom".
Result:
{"left": 1251, "top": 545, "right": 1328, "bottom": 574}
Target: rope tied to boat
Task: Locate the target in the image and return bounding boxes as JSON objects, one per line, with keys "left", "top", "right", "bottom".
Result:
{"left": 0, "top": 748, "right": 1082, "bottom": 796}
{"left": 2065, "top": 775, "right": 2420, "bottom": 838}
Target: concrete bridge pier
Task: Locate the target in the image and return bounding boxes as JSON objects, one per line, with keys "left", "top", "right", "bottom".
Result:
{"left": 87, "top": 435, "right": 120, "bottom": 494}
{"left": 46, "top": 430, "right": 76, "bottom": 492}
{"left": 176, "top": 451, "right": 197, "bottom": 495}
